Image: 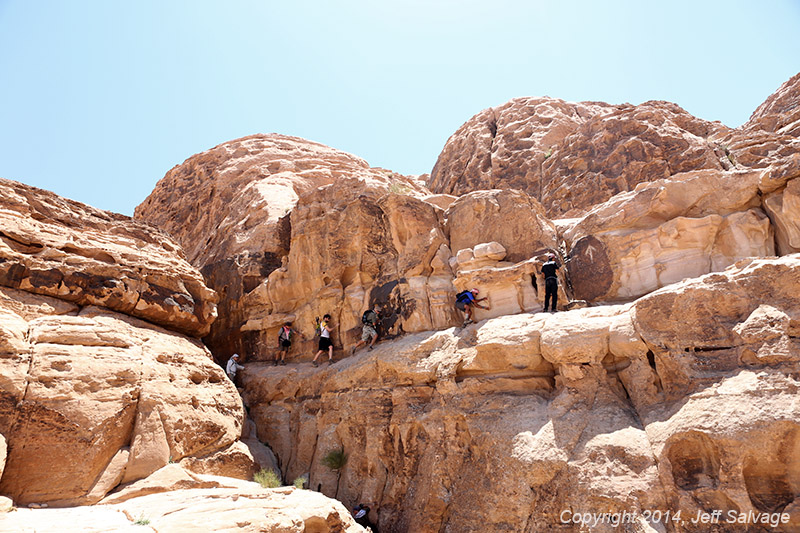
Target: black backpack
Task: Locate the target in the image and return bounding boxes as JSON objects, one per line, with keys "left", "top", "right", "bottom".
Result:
{"left": 362, "top": 310, "right": 377, "bottom": 326}
{"left": 278, "top": 327, "right": 291, "bottom": 342}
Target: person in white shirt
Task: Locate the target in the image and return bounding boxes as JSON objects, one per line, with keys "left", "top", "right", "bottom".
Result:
{"left": 226, "top": 353, "right": 244, "bottom": 385}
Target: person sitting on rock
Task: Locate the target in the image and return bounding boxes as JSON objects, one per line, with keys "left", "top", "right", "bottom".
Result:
{"left": 455, "top": 288, "right": 490, "bottom": 327}
{"left": 351, "top": 303, "right": 382, "bottom": 355}
{"left": 275, "top": 322, "right": 303, "bottom": 366}
{"left": 540, "top": 253, "right": 560, "bottom": 312}
{"left": 226, "top": 353, "right": 244, "bottom": 385}
{"left": 312, "top": 314, "right": 334, "bottom": 366}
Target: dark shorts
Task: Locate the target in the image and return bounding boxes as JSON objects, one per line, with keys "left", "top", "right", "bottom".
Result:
{"left": 318, "top": 336, "right": 333, "bottom": 351}
{"left": 455, "top": 300, "right": 467, "bottom": 312}
{"left": 280, "top": 339, "right": 291, "bottom": 349}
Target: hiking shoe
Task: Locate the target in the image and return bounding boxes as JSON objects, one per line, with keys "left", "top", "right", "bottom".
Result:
{"left": 327, "top": 359, "right": 333, "bottom": 365}
{"left": 367, "top": 346, "right": 373, "bottom": 351}
{"left": 312, "top": 360, "right": 319, "bottom": 367}
{"left": 273, "top": 359, "right": 278, "bottom": 366}
{"left": 279, "top": 360, "right": 287, "bottom": 365}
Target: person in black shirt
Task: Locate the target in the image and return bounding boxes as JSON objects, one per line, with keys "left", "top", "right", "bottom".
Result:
{"left": 540, "top": 253, "right": 560, "bottom": 312}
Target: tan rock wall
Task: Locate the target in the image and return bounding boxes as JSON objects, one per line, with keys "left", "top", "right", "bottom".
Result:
{"left": 564, "top": 169, "right": 775, "bottom": 302}
{"left": 134, "top": 134, "right": 428, "bottom": 360}
{"left": 0, "top": 301, "right": 244, "bottom": 506}
{"left": 242, "top": 255, "right": 800, "bottom": 532}
{"left": 0, "top": 178, "right": 217, "bottom": 337}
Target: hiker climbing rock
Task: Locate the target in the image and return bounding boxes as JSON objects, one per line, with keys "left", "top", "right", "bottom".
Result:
{"left": 226, "top": 353, "right": 244, "bottom": 385}
{"left": 312, "top": 314, "right": 334, "bottom": 366}
{"left": 455, "top": 288, "right": 490, "bottom": 327}
{"left": 540, "top": 253, "right": 560, "bottom": 312}
{"left": 275, "top": 321, "right": 303, "bottom": 365}
{"left": 351, "top": 303, "right": 381, "bottom": 355}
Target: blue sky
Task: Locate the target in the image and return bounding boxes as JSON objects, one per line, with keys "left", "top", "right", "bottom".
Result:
{"left": 1, "top": 0, "right": 798, "bottom": 215}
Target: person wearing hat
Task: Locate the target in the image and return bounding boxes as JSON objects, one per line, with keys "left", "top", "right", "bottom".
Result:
{"left": 455, "top": 288, "right": 490, "bottom": 327}
{"left": 540, "top": 253, "right": 560, "bottom": 312}
{"left": 226, "top": 353, "right": 245, "bottom": 385}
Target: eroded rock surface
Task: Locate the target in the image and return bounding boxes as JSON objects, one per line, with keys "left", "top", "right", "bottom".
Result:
{"left": 0, "top": 467, "right": 365, "bottom": 532}
{"left": 429, "top": 98, "right": 729, "bottom": 218}
{"left": 135, "top": 134, "right": 428, "bottom": 360}
{"left": 0, "top": 178, "right": 217, "bottom": 337}
{"left": 243, "top": 255, "right": 800, "bottom": 532}
{"left": 0, "top": 183, "right": 254, "bottom": 507}
{"left": 0, "top": 298, "right": 244, "bottom": 506}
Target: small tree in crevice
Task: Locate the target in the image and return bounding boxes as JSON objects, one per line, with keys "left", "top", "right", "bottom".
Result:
{"left": 321, "top": 447, "right": 348, "bottom": 498}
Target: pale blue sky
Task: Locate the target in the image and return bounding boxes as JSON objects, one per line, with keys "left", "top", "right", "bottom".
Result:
{"left": 1, "top": 1, "right": 798, "bottom": 215}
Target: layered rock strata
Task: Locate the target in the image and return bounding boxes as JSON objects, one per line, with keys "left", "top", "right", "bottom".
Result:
{"left": 0, "top": 178, "right": 217, "bottom": 337}
{"left": 0, "top": 183, "right": 261, "bottom": 506}
{"left": 243, "top": 255, "right": 800, "bottom": 532}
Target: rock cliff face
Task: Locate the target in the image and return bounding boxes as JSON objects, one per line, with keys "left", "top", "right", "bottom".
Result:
{"left": 134, "top": 134, "right": 428, "bottom": 360}
{"left": 7, "top": 73, "right": 800, "bottom": 531}
{"left": 0, "top": 179, "right": 268, "bottom": 507}
{"left": 128, "top": 73, "right": 800, "bottom": 531}
{"left": 243, "top": 255, "right": 800, "bottom": 532}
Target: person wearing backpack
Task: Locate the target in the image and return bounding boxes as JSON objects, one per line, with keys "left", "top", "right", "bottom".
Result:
{"left": 312, "top": 314, "right": 334, "bottom": 366}
{"left": 275, "top": 321, "right": 303, "bottom": 366}
{"left": 455, "top": 288, "right": 490, "bottom": 327}
{"left": 351, "top": 303, "right": 382, "bottom": 355}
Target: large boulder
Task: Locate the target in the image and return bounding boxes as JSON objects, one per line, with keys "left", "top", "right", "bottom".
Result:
{"left": 429, "top": 98, "right": 728, "bottom": 218}
{"left": 428, "top": 97, "right": 619, "bottom": 199}
{"left": 0, "top": 301, "right": 244, "bottom": 506}
{"left": 0, "top": 178, "right": 217, "bottom": 337}
{"left": 135, "top": 134, "right": 429, "bottom": 360}
{"left": 0, "top": 182, "right": 249, "bottom": 506}
{"left": 564, "top": 169, "right": 774, "bottom": 302}
{"left": 445, "top": 189, "right": 558, "bottom": 263}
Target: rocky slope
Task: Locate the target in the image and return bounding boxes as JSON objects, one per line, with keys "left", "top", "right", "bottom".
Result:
{"left": 130, "top": 73, "right": 800, "bottom": 531}
{"left": 0, "top": 465, "right": 365, "bottom": 532}
{"left": 243, "top": 255, "right": 800, "bottom": 532}
{"left": 0, "top": 179, "right": 275, "bottom": 508}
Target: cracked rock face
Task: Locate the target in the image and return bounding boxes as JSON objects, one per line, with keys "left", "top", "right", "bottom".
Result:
{"left": 242, "top": 256, "right": 800, "bottom": 532}
{"left": 428, "top": 97, "right": 728, "bottom": 218}
{"left": 134, "top": 133, "right": 429, "bottom": 361}
{"left": 0, "top": 178, "right": 217, "bottom": 337}
{"left": 0, "top": 294, "right": 244, "bottom": 506}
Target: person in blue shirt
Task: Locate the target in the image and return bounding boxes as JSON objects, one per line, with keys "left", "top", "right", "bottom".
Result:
{"left": 455, "top": 288, "right": 490, "bottom": 327}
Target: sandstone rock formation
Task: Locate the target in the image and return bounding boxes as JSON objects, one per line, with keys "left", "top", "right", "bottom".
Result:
{"left": 0, "top": 466, "right": 365, "bottom": 532}
{"left": 563, "top": 168, "right": 775, "bottom": 302}
{"left": 242, "top": 255, "right": 800, "bottom": 532}
{"left": 429, "top": 97, "right": 729, "bottom": 218}
{"left": 0, "top": 182, "right": 259, "bottom": 507}
{"left": 134, "top": 134, "right": 428, "bottom": 361}
{"left": 14, "top": 71, "right": 796, "bottom": 532}
{"left": 0, "top": 178, "right": 217, "bottom": 337}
